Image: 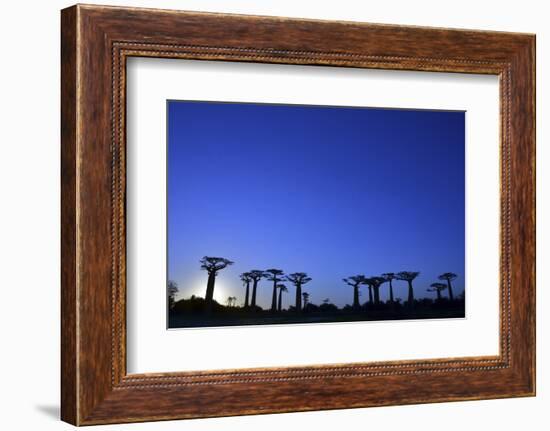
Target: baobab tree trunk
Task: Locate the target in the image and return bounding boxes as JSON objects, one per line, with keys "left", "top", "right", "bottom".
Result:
{"left": 204, "top": 272, "right": 216, "bottom": 312}
{"left": 446, "top": 279, "right": 454, "bottom": 301}
{"left": 271, "top": 281, "right": 278, "bottom": 311}
{"left": 278, "top": 289, "right": 283, "bottom": 311}
{"left": 436, "top": 289, "right": 442, "bottom": 301}
{"left": 251, "top": 280, "right": 258, "bottom": 308}
{"left": 295, "top": 283, "right": 302, "bottom": 312}
{"left": 389, "top": 280, "right": 394, "bottom": 303}
{"left": 373, "top": 286, "right": 380, "bottom": 304}
{"left": 368, "top": 285, "right": 373, "bottom": 304}
{"left": 244, "top": 282, "right": 250, "bottom": 308}
{"left": 407, "top": 280, "right": 414, "bottom": 307}
{"left": 353, "top": 285, "right": 360, "bottom": 309}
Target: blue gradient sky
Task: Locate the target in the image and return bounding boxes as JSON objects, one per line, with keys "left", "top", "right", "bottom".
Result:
{"left": 167, "top": 101, "right": 465, "bottom": 309}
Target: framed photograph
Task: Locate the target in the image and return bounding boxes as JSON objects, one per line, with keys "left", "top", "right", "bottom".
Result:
{"left": 165, "top": 101, "right": 467, "bottom": 330}
{"left": 61, "top": 4, "right": 535, "bottom": 425}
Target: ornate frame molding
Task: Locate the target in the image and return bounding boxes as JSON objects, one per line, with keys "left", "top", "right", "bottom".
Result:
{"left": 61, "top": 5, "right": 535, "bottom": 425}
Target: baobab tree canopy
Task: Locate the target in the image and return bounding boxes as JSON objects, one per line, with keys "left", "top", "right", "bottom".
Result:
{"left": 240, "top": 272, "right": 252, "bottom": 283}
{"left": 428, "top": 282, "right": 448, "bottom": 300}
{"left": 200, "top": 256, "right": 234, "bottom": 275}
{"left": 429, "top": 282, "right": 447, "bottom": 291}
{"left": 438, "top": 272, "right": 457, "bottom": 281}
{"left": 343, "top": 275, "right": 366, "bottom": 286}
{"left": 264, "top": 269, "right": 285, "bottom": 280}
{"left": 287, "top": 272, "right": 312, "bottom": 285}
{"left": 369, "top": 276, "right": 386, "bottom": 286}
{"left": 248, "top": 270, "right": 265, "bottom": 280}
{"left": 396, "top": 271, "right": 420, "bottom": 281}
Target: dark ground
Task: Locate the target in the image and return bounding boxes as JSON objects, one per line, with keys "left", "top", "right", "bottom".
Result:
{"left": 168, "top": 306, "right": 465, "bottom": 329}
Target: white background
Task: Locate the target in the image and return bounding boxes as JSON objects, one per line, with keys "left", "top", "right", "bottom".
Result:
{"left": 127, "top": 59, "right": 500, "bottom": 373}
{"left": 0, "top": 0, "right": 547, "bottom": 430}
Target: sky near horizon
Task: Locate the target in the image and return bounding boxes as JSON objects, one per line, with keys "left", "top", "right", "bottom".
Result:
{"left": 167, "top": 100, "right": 465, "bottom": 309}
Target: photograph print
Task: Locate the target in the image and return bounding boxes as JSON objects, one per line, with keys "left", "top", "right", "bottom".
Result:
{"left": 167, "top": 100, "right": 465, "bottom": 329}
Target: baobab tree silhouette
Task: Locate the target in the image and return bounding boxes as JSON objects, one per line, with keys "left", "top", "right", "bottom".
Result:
{"left": 369, "top": 276, "right": 386, "bottom": 305}
{"left": 277, "top": 284, "right": 288, "bottom": 311}
{"left": 362, "top": 277, "right": 375, "bottom": 304}
{"left": 397, "top": 271, "right": 420, "bottom": 307}
{"left": 265, "top": 269, "right": 285, "bottom": 312}
{"left": 170, "top": 261, "right": 464, "bottom": 328}
{"left": 167, "top": 280, "right": 179, "bottom": 310}
{"left": 226, "top": 296, "right": 237, "bottom": 307}
{"left": 286, "top": 272, "right": 312, "bottom": 312}
{"left": 302, "top": 292, "right": 310, "bottom": 308}
{"left": 428, "top": 282, "right": 447, "bottom": 301}
{"left": 438, "top": 272, "right": 457, "bottom": 301}
{"left": 200, "top": 256, "right": 233, "bottom": 312}
{"left": 248, "top": 270, "right": 265, "bottom": 309}
{"left": 240, "top": 272, "right": 252, "bottom": 308}
{"left": 381, "top": 273, "right": 396, "bottom": 304}
{"left": 343, "top": 275, "right": 366, "bottom": 309}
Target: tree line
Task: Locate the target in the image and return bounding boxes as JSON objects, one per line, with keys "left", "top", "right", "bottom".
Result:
{"left": 342, "top": 272, "right": 458, "bottom": 310}
{"left": 169, "top": 256, "right": 460, "bottom": 314}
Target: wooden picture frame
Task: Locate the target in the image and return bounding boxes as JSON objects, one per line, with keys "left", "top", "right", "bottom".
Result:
{"left": 61, "top": 4, "right": 535, "bottom": 425}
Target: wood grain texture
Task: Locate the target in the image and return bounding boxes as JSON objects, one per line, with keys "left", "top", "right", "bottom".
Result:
{"left": 60, "top": 4, "right": 535, "bottom": 425}
{"left": 60, "top": 5, "right": 78, "bottom": 425}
